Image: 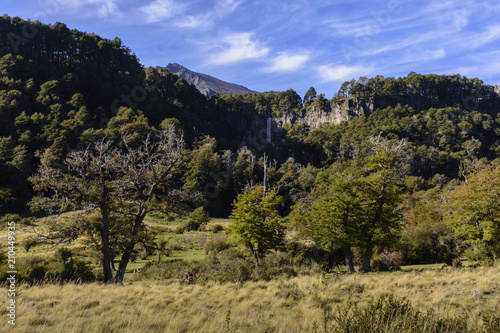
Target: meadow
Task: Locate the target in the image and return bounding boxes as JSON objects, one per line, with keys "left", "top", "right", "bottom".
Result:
{"left": 1, "top": 212, "right": 499, "bottom": 332}
{"left": 0, "top": 264, "right": 499, "bottom": 332}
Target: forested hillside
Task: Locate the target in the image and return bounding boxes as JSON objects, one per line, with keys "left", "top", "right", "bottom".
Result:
{"left": 1, "top": 15, "right": 500, "bottom": 275}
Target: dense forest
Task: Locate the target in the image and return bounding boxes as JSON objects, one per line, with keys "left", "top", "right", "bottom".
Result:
{"left": 1, "top": 15, "right": 500, "bottom": 277}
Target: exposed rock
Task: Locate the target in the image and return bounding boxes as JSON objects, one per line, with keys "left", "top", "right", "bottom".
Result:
{"left": 164, "top": 63, "right": 256, "bottom": 97}
{"left": 494, "top": 84, "right": 500, "bottom": 94}
{"left": 274, "top": 98, "right": 374, "bottom": 130}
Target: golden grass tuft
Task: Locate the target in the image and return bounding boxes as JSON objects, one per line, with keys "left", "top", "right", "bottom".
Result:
{"left": 0, "top": 263, "right": 498, "bottom": 332}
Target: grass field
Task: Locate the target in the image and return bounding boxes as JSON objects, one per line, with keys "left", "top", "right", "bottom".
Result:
{"left": 1, "top": 212, "right": 499, "bottom": 332}
{"left": 0, "top": 263, "right": 499, "bottom": 332}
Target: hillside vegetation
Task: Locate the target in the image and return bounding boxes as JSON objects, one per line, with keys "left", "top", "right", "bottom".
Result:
{"left": 0, "top": 15, "right": 500, "bottom": 332}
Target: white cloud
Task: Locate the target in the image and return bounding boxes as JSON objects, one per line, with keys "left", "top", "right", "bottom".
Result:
{"left": 316, "top": 65, "right": 374, "bottom": 82}
{"left": 51, "top": 0, "right": 123, "bottom": 18}
{"left": 482, "top": 25, "right": 500, "bottom": 44}
{"left": 214, "top": 0, "right": 244, "bottom": 17}
{"left": 140, "top": 0, "right": 187, "bottom": 23}
{"left": 263, "top": 51, "right": 310, "bottom": 72}
{"left": 175, "top": 14, "right": 213, "bottom": 28}
{"left": 138, "top": 0, "right": 243, "bottom": 28}
{"left": 210, "top": 32, "right": 270, "bottom": 64}
{"left": 98, "top": 0, "right": 120, "bottom": 17}
{"left": 394, "top": 48, "right": 446, "bottom": 65}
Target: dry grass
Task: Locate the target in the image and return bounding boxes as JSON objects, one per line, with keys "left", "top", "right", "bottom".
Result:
{"left": 1, "top": 264, "right": 499, "bottom": 332}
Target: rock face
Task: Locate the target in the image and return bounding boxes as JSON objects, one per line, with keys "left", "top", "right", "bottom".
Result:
{"left": 165, "top": 63, "right": 256, "bottom": 97}
{"left": 494, "top": 85, "right": 500, "bottom": 94}
{"left": 274, "top": 98, "right": 374, "bottom": 130}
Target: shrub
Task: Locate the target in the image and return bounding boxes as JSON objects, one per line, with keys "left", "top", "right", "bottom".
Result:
{"left": 463, "top": 244, "right": 499, "bottom": 264}
{"left": 61, "top": 258, "right": 97, "bottom": 282}
{"left": 0, "top": 213, "right": 21, "bottom": 223}
{"left": 204, "top": 236, "right": 231, "bottom": 255}
{"left": 322, "top": 295, "right": 470, "bottom": 332}
{"left": 451, "top": 257, "right": 462, "bottom": 268}
{"left": 22, "top": 237, "right": 38, "bottom": 252}
{"left": 0, "top": 214, "right": 35, "bottom": 226}
{"left": 156, "top": 239, "right": 171, "bottom": 259}
{"left": 397, "top": 220, "right": 462, "bottom": 264}
{"left": 378, "top": 251, "right": 404, "bottom": 271}
{"left": 188, "top": 207, "right": 210, "bottom": 224}
{"left": 174, "top": 225, "right": 185, "bottom": 234}
{"left": 211, "top": 224, "right": 224, "bottom": 233}
{"left": 184, "top": 220, "right": 201, "bottom": 232}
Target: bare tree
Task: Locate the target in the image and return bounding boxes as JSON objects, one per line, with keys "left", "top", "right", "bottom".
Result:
{"left": 29, "top": 125, "right": 185, "bottom": 283}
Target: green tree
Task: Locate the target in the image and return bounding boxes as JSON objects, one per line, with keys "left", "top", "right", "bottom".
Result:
{"left": 232, "top": 146, "right": 256, "bottom": 192}
{"left": 294, "top": 136, "right": 408, "bottom": 272}
{"left": 294, "top": 172, "right": 367, "bottom": 273}
{"left": 182, "top": 136, "right": 224, "bottom": 208}
{"left": 228, "top": 185, "right": 285, "bottom": 267}
{"left": 444, "top": 164, "right": 500, "bottom": 246}
{"left": 356, "top": 136, "right": 409, "bottom": 271}
{"left": 304, "top": 86, "right": 317, "bottom": 105}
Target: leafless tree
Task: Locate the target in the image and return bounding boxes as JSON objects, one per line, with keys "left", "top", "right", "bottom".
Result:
{"left": 29, "top": 125, "right": 185, "bottom": 283}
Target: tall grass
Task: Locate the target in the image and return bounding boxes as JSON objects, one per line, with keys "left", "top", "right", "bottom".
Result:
{"left": 1, "top": 263, "right": 498, "bottom": 332}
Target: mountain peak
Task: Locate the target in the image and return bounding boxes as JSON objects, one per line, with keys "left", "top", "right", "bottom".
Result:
{"left": 165, "top": 63, "right": 256, "bottom": 97}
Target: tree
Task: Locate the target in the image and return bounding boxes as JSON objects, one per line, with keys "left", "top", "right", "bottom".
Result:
{"left": 228, "top": 185, "right": 285, "bottom": 267}
{"left": 444, "top": 164, "right": 500, "bottom": 247}
{"left": 295, "top": 172, "right": 367, "bottom": 273}
{"left": 356, "top": 136, "right": 409, "bottom": 271}
{"left": 29, "top": 125, "right": 185, "bottom": 283}
{"left": 304, "top": 86, "right": 317, "bottom": 105}
{"left": 232, "top": 146, "right": 256, "bottom": 192}
{"left": 0, "top": 187, "right": 14, "bottom": 206}
{"left": 293, "top": 136, "right": 408, "bottom": 273}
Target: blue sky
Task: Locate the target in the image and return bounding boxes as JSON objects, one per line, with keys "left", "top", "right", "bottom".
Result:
{"left": 4, "top": 0, "right": 500, "bottom": 98}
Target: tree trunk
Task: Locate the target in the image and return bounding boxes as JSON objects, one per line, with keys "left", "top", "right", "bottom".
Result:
{"left": 358, "top": 247, "right": 373, "bottom": 272}
{"left": 114, "top": 212, "right": 147, "bottom": 283}
{"left": 100, "top": 203, "right": 114, "bottom": 283}
{"left": 344, "top": 247, "right": 355, "bottom": 273}
{"left": 114, "top": 241, "right": 135, "bottom": 283}
{"left": 100, "top": 227, "right": 114, "bottom": 283}
{"left": 248, "top": 242, "right": 259, "bottom": 269}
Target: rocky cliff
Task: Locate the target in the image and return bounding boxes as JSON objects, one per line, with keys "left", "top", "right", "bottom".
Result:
{"left": 274, "top": 98, "right": 374, "bottom": 130}
{"left": 165, "top": 63, "right": 256, "bottom": 97}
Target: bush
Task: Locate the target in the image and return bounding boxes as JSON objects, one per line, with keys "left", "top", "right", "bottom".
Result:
{"left": 451, "top": 257, "right": 462, "bottom": 268}
{"left": 174, "top": 225, "right": 185, "bottom": 234}
{"left": 0, "top": 214, "right": 35, "bottom": 226}
{"left": 189, "top": 207, "right": 210, "bottom": 224}
{"left": 22, "top": 237, "right": 38, "bottom": 252}
{"left": 321, "top": 295, "right": 470, "bottom": 332}
{"left": 184, "top": 220, "right": 201, "bottom": 232}
{"left": 1, "top": 251, "right": 98, "bottom": 283}
{"left": 211, "top": 224, "right": 224, "bottom": 233}
{"left": 204, "top": 236, "right": 231, "bottom": 255}
{"left": 147, "top": 211, "right": 174, "bottom": 222}
{"left": 139, "top": 247, "right": 253, "bottom": 284}
{"left": 0, "top": 213, "right": 21, "bottom": 223}
{"left": 376, "top": 251, "right": 404, "bottom": 271}
{"left": 397, "top": 221, "right": 462, "bottom": 264}
{"left": 285, "top": 241, "right": 344, "bottom": 269}
{"left": 61, "top": 258, "right": 97, "bottom": 282}
{"left": 463, "top": 244, "right": 500, "bottom": 264}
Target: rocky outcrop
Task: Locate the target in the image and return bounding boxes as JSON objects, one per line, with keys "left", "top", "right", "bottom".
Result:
{"left": 274, "top": 98, "right": 374, "bottom": 130}
{"left": 165, "top": 63, "right": 256, "bottom": 97}
{"left": 494, "top": 85, "right": 500, "bottom": 94}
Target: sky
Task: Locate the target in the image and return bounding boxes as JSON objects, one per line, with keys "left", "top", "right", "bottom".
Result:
{"left": 3, "top": 0, "right": 500, "bottom": 98}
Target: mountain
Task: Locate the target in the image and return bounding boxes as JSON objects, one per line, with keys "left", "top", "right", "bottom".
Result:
{"left": 165, "top": 63, "right": 256, "bottom": 97}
